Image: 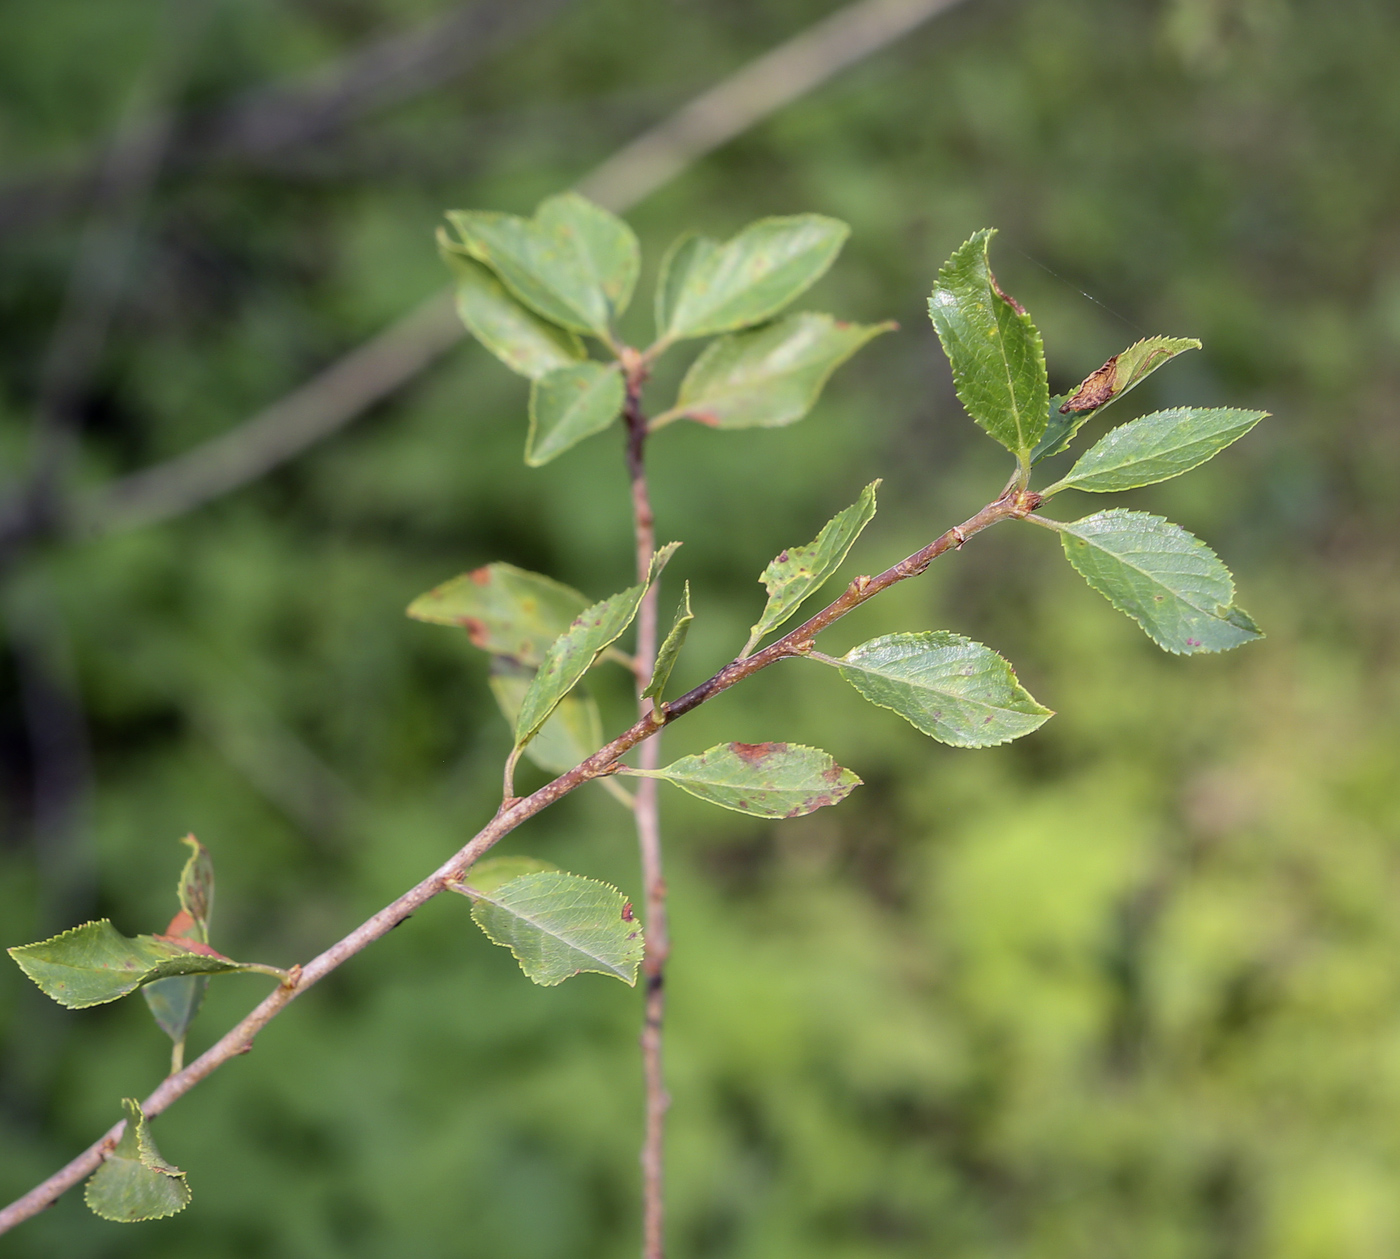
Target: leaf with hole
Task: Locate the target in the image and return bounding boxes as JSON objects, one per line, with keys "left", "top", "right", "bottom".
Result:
{"left": 489, "top": 658, "right": 602, "bottom": 776}
{"left": 515, "top": 544, "right": 678, "bottom": 748}
{"left": 654, "top": 215, "right": 849, "bottom": 342}
{"left": 407, "top": 563, "right": 589, "bottom": 666}
{"left": 452, "top": 870, "right": 643, "bottom": 986}
{"left": 626, "top": 741, "right": 860, "bottom": 817}
{"left": 829, "top": 632, "right": 1052, "bottom": 747}
{"left": 643, "top": 582, "right": 693, "bottom": 702}
{"left": 446, "top": 192, "right": 639, "bottom": 339}
{"left": 747, "top": 481, "right": 879, "bottom": 650}
{"left": 8, "top": 919, "right": 275, "bottom": 1010}
{"left": 659, "top": 313, "right": 893, "bottom": 429}
{"left": 927, "top": 229, "right": 1048, "bottom": 459}
{"left": 1032, "top": 335, "right": 1201, "bottom": 464}
{"left": 439, "top": 237, "right": 585, "bottom": 379}
{"left": 1044, "top": 407, "right": 1266, "bottom": 494}
{"left": 1057, "top": 509, "right": 1262, "bottom": 654}
{"left": 526, "top": 361, "right": 625, "bottom": 466}
{"left": 84, "top": 1099, "right": 190, "bottom": 1222}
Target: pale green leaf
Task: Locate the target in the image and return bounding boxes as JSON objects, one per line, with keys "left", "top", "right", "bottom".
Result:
{"left": 454, "top": 871, "right": 643, "bottom": 986}
{"left": 489, "top": 658, "right": 602, "bottom": 776}
{"left": 439, "top": 238, "right": 584, "bottom": 379}
{"left": 1044, "top": 407, "right": 1266, "bottom": 494}
{"left": 643, "top": 582, "right": 693, "bottom": 702}
{"left": 406, "top": 563, "right": 588, "bottom": 666}
{"left": 831, "top": 631, "right": 1052, "bottom": 747}
{"left": 627, "top": 741, "right": 860, "bottom": 818}
{"left": 660, "top": 313, "right": 894, "bottom": 429}
{"left": 84, "top": 1100, "right": 190, "bottom": 1222}
{"left": 446, "top": 192, "right": 639, "bottom": 339}
{"left": 1032, "top": 335, "right": 1201, "bottom": 464}
{"left": 927, "top": 229, "right": 1048, "bottom": 459}
{"left": 9, "top": 919, "right": 267, "bottom": 1010}
{"left": 655, "top": 215, "right": 849, "bottom": 342}
{"left": 514, "top": 545, "right": 677, "bottom": 748}
{"left": 1058, "top": 509, "right": 1263, "bottom": 654}
{"left": 526, "top": 361, "right": 625, "bottom": 466}
{"left": 459, "top": 856, "right": 557, "bottom": 895}
{"left": 748, "top": 481, "right": 879, "bottom": 648}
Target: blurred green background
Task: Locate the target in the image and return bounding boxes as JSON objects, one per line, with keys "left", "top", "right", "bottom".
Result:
{"left": 3, "top": 0, "right": 1399, "bottom": 1254}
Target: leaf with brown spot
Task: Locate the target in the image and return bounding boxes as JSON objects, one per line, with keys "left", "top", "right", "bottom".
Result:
{"left": 625, "top": 742, "right": 860, "bottom": 818}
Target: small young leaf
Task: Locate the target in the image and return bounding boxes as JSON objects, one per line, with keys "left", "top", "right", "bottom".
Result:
{"left": 446, "top": 192, "right": 639, "bottom": 340}
{"left": 1031, "top": 336, "right": 1201, "bottom": 464}
{"left": 84, "top": 1099, "right": 190, "bottom": 1222}
{"left": 526, "top": 361, "right": 625, "bottom": 466}
{"left": 927, "top": 229, "right": 1048, "bottom": 460}
{"left": 489, "top": 658, "right": 602, "bottom": 776}
{"left": 454, "top": 871, "right": 644, "bottom": 986}
{"left": 658, "top": 313, "right": 894, "bottom": 430}
{"left": 439, "top": 240, "right": 585, "bottom": 379}
{"left": 407, "top": 563, "right": 589, "bottom": 666}
{"left": 830, "top": 632, "right": 1052, "bottom": 747}
{"left": 654, "top": 215, "right": 850, "bottom": 342}
{"left": 9, "top": 920, "right": 269, "bottom": 1009}
{"left": 1057, "top": 509, "right": 1263, "bottom": 654}
{"left": 643, "top": 582, "right": 693, "bottom": 702}
{"left": 626, "top": 742, "right": 860, "bottom": 818}
{"left": 514, "top": 546, "right": 677, "bottom": 749}
{"left": 142, "top": 835, "right": 215, "bottom": 1047}
{"left": 748, "top": 481, "right": 879, "bottom": 649}
{"left": 1044, "top": 407, "right": 1267, "bottom": 494}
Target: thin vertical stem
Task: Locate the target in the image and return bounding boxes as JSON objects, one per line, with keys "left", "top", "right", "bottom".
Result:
{"left": 623, "top": 362, "right": 668, "bottom": 1259}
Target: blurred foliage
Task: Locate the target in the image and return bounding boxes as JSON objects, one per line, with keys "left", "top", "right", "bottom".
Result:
{"left": 1, "top": 0, "right": 1399, "bottom": 1255}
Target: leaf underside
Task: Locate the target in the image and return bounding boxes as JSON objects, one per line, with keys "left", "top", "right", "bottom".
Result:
{"left": 84, "top": 1099, "right": 190, "bottom": 1223}
{"left": 632, "top": 741, "right": 861, "bottom": 818}
{"left": 644, "top": 582, "right": 693, "bottom": 701}
{"left": 489, "top": 659, "right": 602, "bottom": 776}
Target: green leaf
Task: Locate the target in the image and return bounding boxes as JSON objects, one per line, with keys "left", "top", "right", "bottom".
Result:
{"left": 626, "top": 741, "right": 860, "bottom": 818}
{"left": 142, "top": 835, "right": 216, "bottom": 1046}
{"left": 489, "top": 658, "right": 602, "bottom": 776}
{"left": 1057, "top": 509, "right": 1263, "bottom": 654}
{"left": 654, "top": 215, "right": 850, "bottom": 342}
{"left": 830, "top": 631, "right": 1052, "bottom": 747}
{"left": 526, "top": 361, "right": 625, "bottom": 466}
{"left": 1044, "top": 407, "right": 1267, "bottom": 494}
{"left": 407, "top": 563, "right": 589, "bottom": 667}
{"left": 1031, "top": 336, "right": 1201, "bottom": 464}
{"left": 446, "top": 192, "right": 639, "bottom": 340}
{"left": 438, "top": 237, "right": 585, "bottom": 379}
{"left": 659, "top": 313, "right": 894, "bottom": 429}
{"left": 927, "top": 229, "right": 1048, "bottom": 460}
{"left": 747, "top": 481, "right": 879, "bottom": 649}
{"left": 643, "top": 582, "right": 693, "bottom": 702}
{"left": 453, "top": 870, "right": 643, "bottom": 986}
{"left": 84, "top": 1099, "right": 190, "bottom": 1222}
{"left": 459, "top": 856, "right": 557, "bottom": 894}
{"left": 8, "top": 919, "right": 269, "bottom": 1010}
{"left": 514, "top": 545, "right": 678, "bottom": 749}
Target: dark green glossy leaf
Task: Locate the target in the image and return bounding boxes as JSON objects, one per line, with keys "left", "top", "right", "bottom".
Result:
{"left": 1058, "top": 509, "right": 1263, "bottom": 654}
{"left": 654, "top": 215, "right": 849, "bottom": 342}
{"left": 515, "top": 544, "right": 678, "bottom": 748}
{"left": 446, "top": 192, "right": 639, "bottom": 339}
{"left": 659, "top": 313, "right": 893, "bottom": 429}
{"left": 1045, "top": 407, "right": 1266, "bottom": 494}
{"left": 627, "top": 741, "right": 860, "bottom": 817}
{"left": 643, "top": 582, "right": 692, "bottom": 702}
{"left": 526, "top": 361, "right": 625, "bottom": 466}
{"left": 9, "top": 919, "right": 269, "bottom": 1010}
{"left": 453, "top": 870, "right": 643, "bottom": 986}
{"left": 439, "top": 238, "right": 585, "bottom": 379}
{"left": 747, "top": 481, "right": 879, "bottom": 650}
{"left": 489, "top": 658, "right": 602, "bottom": 776}
{"left": 927, "top": 229, "right": 1048, "bottom": 459}
{"left": 407, "top": 563, "right": 588, "bottom": 667}
{"left": 84, "top": 1099, "right": 190, "bottom": 1222}
{"left": 1032, "top": 335, "right": 1201, "bottom": 464}
{"left": 832, "top": 631, "right": 1052, "bottom": 747}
